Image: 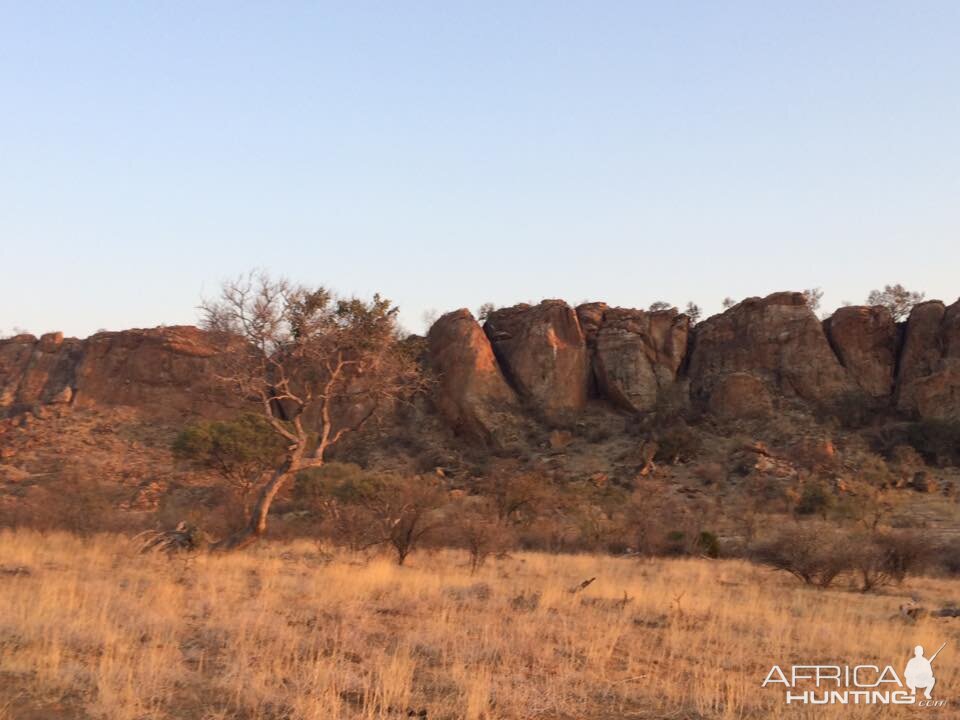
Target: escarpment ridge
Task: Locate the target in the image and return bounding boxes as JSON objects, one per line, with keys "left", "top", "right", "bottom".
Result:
{"left": 3, "top": 292, "right": 960, "bottom": 434}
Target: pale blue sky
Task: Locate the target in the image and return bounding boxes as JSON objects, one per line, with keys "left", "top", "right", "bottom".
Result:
{"left": 2, "top": 1, "right": 958, "bottom": 338}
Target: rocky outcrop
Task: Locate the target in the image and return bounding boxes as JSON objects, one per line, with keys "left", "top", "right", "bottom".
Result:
{"left": 6, "top": 291, "right": 960, "bottom": 434}
{"left": 577, "top": 304, "right": 689, "bottom": 413}
{"left": 1, "top": 333, "right": 81, "bottom": 410}
{"left": 0, "top": 326, "right": 235, "bottom": 419}
{"left": 688, "top": 292, "right": 856, "bottom": 417}
{"left": 427, "top": 309, "right": 521, "bottom": 443}
{"left": 823, "top": 306, "right": 897, "bottom": 399}
{"left": 1, "top": 335, "right": 46, "bottom": 407}
{"left": 483, "top": 301, "right": 589, "bottom": 422}
{"left": 897, "top": 299, "right": 960, "bottom": 420}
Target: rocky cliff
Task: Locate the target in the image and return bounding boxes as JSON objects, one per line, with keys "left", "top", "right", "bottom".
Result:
{"left": 3, "top": 292, "right": 960, "bottom": 434}
{"left": 429, "top": 292, "right": 960, "bottom": 437}
{"left": 0, "top": 326, "right": 236, "bottom": 420}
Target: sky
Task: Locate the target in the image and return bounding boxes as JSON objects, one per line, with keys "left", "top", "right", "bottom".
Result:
{"left": 2, "top": 1, "right": 958, "bottom": 338}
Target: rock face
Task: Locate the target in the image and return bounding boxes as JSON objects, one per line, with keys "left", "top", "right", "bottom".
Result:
{"left": 483, "top": 301, "right": 589, "bottom": 422}
{"left": 0, "top": 326, "right": 235, "bottom": 419}
{"left": 427, "top": 309, "right": 521, "bottom": 442}
{"left": 6, "top": 291, "right": 960, "bottom": 434}
{"left": 575, "top": 302, "right": 608, "bottom": 345}
{"left": 688, "top": 292, "right": 855, "bottom": 417}
{"left": 707, "top": 373, "right": 773, "bottom": 419}
{"left": 577, "top": 305, "right": 689, "bottom": 412}
{"left": 824, "top": 306, "right": 897, "bottom": 399}
{"left": 1, "top": 333, "right": 81, "bottom": 410}
{"left": 897, "top": 299, "right": 960, "bottom": 420}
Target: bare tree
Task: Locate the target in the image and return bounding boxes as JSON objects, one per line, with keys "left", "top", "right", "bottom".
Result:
{"left": 867, "top": 284, "right": 925, "bottom": 321}
{"left": 421, "top": 308, "right": 440, "bottom": 329}
{"left": 684, "top": 302, "right": 702, "bottom": 325}
{"left": 368, "top": 476, "right": 446, "bottom": 565}
{"left": 802, "top": 287, "right": 823, "bottom": 313}
{"left": 201, "top": 272, "right": 423, "bottom": 549}
{"left": 476, "top": 302, "right": 496, "bottom": 322}
{"left": 475, "top": 469, "right": 548, "bottom": 526}
{"left": 454, "top": 503, "right": 512, "bottom": 572}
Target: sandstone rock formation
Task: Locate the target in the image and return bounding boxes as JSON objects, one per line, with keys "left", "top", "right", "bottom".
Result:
{"left": 823, "top": 305, "right": 897, "bottom": 398}
{"left": 897, "top": 299, "right": 960, "bottom": 420}
{"left": 483, "top": 301, "right": 589, "bottom": 422}
{"left": 427, "top": 309, "right": 521, "bottom": 442}
{"left": 0, "top": 326, "right": 235, "bottom": 419}
{"left": 5, "top": 291, "right": 960, "bottom": 433}
{"left": 577, "top": 304, "right": 689, "bottom": 413}
{"left": 688, "top": 292, "right": 855, "bottom": 417}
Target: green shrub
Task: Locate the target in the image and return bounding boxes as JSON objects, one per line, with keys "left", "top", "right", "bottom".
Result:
{"left": 294, "top": 462, "right": 382, "bottom": 505}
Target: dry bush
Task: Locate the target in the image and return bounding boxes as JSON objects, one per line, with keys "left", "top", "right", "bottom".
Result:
{"left": 445, "top": 496, "right": 515, "bottom": 572}
{"left": 752, "top": 524, "right": 926, "bottom": 591}
{"left": 474, "top": 467, "right": 551, "bottom": 527}
{"left": 834, "top": 478, "right": 900, "bottom": 531}
{"left": 750, "top": 524, "right": 852, "bottom": 588}
{"left": 871, "top": 530, "right": 927, "bottom": 584}
{"left": 620, "top": 484, "right": 710, "bottom": 557}
{"left": 296, "top": 465, "right": 447, "bottom": 564}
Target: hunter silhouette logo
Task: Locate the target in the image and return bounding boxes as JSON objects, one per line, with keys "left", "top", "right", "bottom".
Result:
{"left": 762, "top": 641, "right": 949, "bottom": 706}
{"left": 904, "top": 643, "right": 945, "bottom": 700}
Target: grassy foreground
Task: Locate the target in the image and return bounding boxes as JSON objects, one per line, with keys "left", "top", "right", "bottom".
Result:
{"left": 1, "top": 530, "right": 958, "bottom": 719}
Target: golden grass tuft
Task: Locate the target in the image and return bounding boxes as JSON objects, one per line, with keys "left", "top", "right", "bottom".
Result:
{"left": 1, "top": 529, "right": 959, "bottom": 718}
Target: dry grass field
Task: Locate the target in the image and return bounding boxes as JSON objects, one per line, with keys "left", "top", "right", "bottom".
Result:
{"left": 1, "top": 530, "right": 959, "bottom": 719}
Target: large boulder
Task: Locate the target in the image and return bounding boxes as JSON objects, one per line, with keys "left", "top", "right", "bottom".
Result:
{"left": 0, "top": 332, "right": 82, "bottom": 412}
{"left": 427, "top": 309, "right": 521, "bottom": 442}
{"left": 579, "top": 305, "right": 689, "bottom": 412}
{"left": 897, "top": 302, "right": 946, "bottom": 388}
{"left": 897, "top": 299, "right": 960, "bottom": 420}
{"left": 483, "top": 300, "right": 589, "bottom": 422}
{"left": 688, "top": 292, "right": 855, "bottom": 417}
{"left": 823, "top": 306, "right": 896, "bottom": 398}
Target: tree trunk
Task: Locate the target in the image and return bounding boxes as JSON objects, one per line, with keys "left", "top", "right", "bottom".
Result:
{"left": 214, "top": 462, "right": 296, "bottom": 551}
